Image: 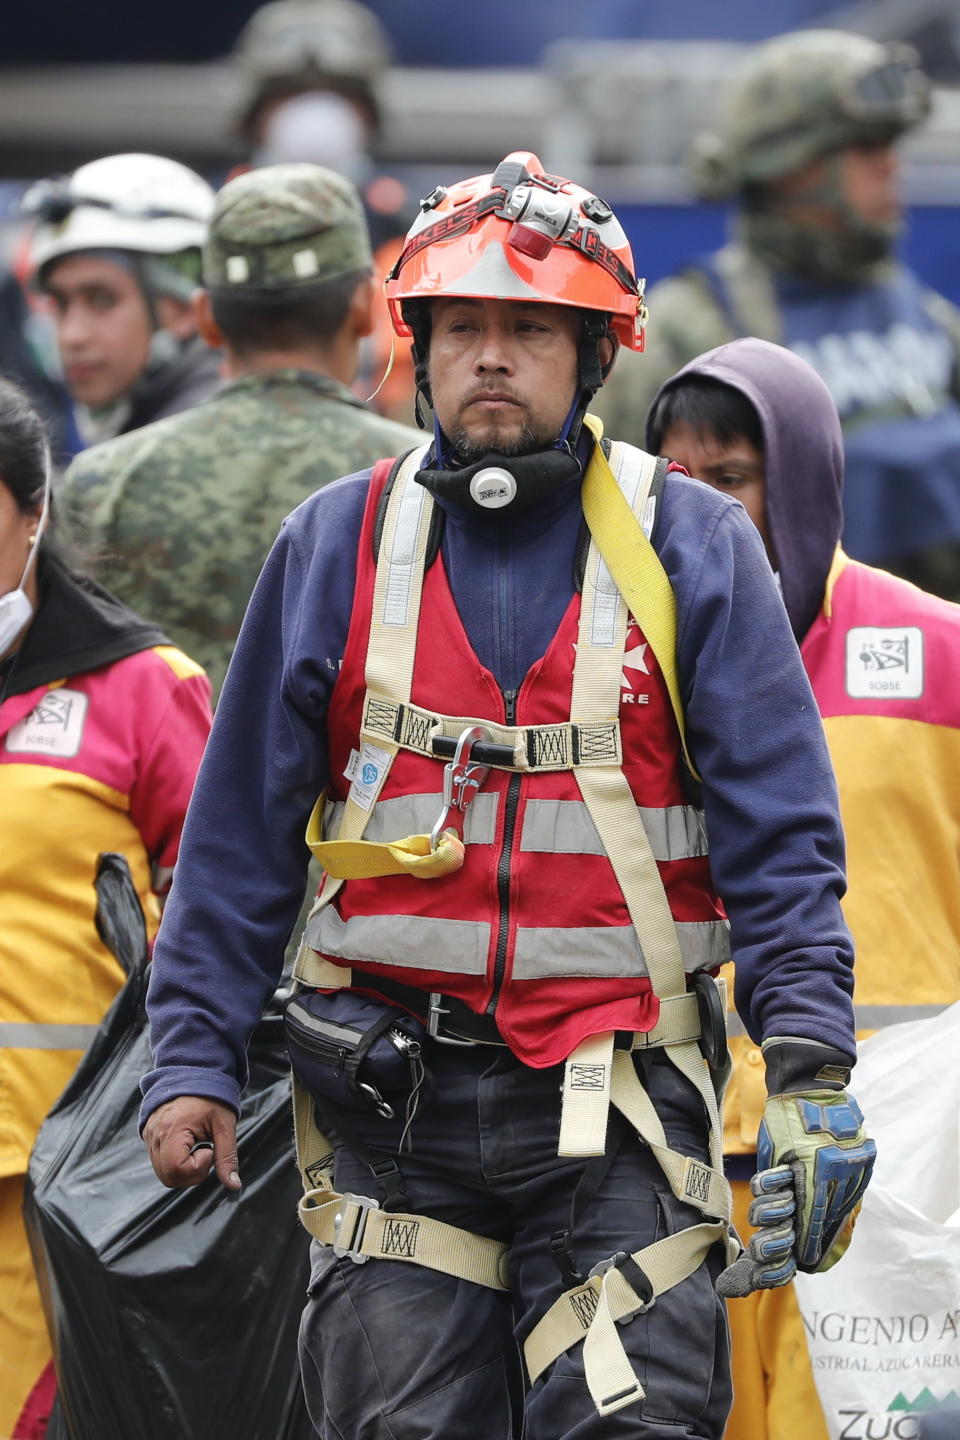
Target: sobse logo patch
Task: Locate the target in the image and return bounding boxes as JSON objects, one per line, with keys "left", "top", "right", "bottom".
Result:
{"left": 845, "top": 627, "right": 924, "bottom": 700}
{"left": 5, "top": 688, "right": 89, "bottom": 757}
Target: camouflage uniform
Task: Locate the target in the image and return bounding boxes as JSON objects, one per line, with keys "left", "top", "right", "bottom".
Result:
{"left": 596, "top": 30, "right": 936, "bottom": 441}
{"left": 594, "top": 32, "right": 960, "bottom": 601}
{"left": 62, "top": 163, "right": 421, "bottom": 699}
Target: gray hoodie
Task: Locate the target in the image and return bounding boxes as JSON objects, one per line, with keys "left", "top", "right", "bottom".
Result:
{"left": 648, "top": 336, "right": 845, "bottom": 643}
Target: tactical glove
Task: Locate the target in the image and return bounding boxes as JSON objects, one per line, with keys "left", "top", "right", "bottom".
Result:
{"left": 717, "top": 1037, "right": 876, "bottom": 1299}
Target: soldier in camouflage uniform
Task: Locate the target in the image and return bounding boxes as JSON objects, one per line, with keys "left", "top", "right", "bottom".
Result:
{"left": 62, "top": 163, "right": 421, "bottom": 699}
{"left": 595, "top": 30, "right": 960, "bottom": 600}
{"left": 229, "top": 0, "right": 418, "bottom": 426}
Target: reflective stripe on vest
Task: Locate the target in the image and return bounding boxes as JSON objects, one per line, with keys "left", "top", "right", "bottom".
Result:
{"left": 326, "top": 793, "right": 499, "bottom": 847}
{"left": 725, "top": 1001, "right": 948, "bottom": 1038}
{"left": 306, "top": 906, "right": 728, "bottom": 981}
{"left": 381, "top": 469, "right": 432, "bottom": 630}
{"left": 326, "top": 794, "right": 707, "bottom": 864}
{"left": 520, "top": 799, "right": 707, "bottom": 863}
{"left": 0, "top": 1022, "right": 99, "bottom": 1049}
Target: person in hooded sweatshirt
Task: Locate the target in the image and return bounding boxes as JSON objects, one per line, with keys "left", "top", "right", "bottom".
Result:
{"left": 0, "top": 377, "right": 212, "bottom": 1436}
{"left": 647, "top": 336, "right": 960, "bottom": 1440}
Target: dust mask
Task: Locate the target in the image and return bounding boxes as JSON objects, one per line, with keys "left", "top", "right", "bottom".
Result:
{"left": 0, "top": 455, "right": 51, "bottom": 657}
{"left": 253, "top": 93, "right": 370, "bottom": 181}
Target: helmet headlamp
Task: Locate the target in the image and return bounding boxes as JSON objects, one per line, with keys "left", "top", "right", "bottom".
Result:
{"left": 498, "top": 184, "right": 578, "bottom": 261}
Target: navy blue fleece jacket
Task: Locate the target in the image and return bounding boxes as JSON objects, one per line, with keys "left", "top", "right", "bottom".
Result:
{"left": 140, "top": 439, "right": 855, "bottom": 1125}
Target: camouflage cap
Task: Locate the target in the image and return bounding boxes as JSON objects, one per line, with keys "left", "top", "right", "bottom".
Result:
{"left": 204, "top": 161, "right": 373, "bottom": 289}
{"left": 691, "top": 30, "right": 930, "bottom": 200}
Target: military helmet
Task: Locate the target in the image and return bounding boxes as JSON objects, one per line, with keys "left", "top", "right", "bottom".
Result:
{"left": 231, "top": 0, "right": 392, "bottom": 139}
{"left": 386, "top": 151, "right": 648, "bottom": 352}
{"left": 692, "top": 30, "right": 931, "bottom": 200}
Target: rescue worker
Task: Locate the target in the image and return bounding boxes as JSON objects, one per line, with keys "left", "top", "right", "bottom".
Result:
{"left": 594, "top": 31, "right": 960, "bottom": 602}
{"left": 25, "top": 153, "right": 220, "bottom": 448}
{"left": 0, "top": 377, "right": 212, "bottom": 1437}
{"left": 229, "top": 0, "right": 417, "bottom": 423}
{"left": 0, "top": 265, "right": 77, "bottom": 462}
{"left": 646, "top": 336, "right": 960, "bottom": 1440}
{"left": 61, "top": 163, "right": 420, "bottom": 700}
{"left": 140, "top": 152, "right": 874, "bottom": 1439}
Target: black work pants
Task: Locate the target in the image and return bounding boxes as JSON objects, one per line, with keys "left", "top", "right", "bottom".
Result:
{"left": 298, "top": 1043, "right": 731, "bottom": 1438}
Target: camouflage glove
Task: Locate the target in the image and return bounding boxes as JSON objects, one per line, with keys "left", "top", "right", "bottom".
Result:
{"left": 717, "top": 1038, "right": 876, "bottom": 1299}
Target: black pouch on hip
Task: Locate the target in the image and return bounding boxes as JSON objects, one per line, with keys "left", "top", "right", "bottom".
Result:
{"left": 282, "top": 990, "right": 428, "bottom": 1120}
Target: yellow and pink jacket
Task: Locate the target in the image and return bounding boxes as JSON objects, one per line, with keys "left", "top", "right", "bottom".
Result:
{"left": 0, "top": 558, "right": 211, "bottom": 1176}
{"left": 725, "top": 549, "right": 960, "bottom": 1153}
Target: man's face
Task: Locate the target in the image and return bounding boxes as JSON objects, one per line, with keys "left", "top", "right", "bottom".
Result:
{"left": 43, "top": 254, "right": 154, "bottom": 409}
{"left": 838, "top": 141, "right": 901, "bottom": 228}
{"left": 772, "top": 140, "right": 901, "bottom": 232}
{"left": 428, "top": 297, "right": 581, "bottom": 458}
{"left": 659, "top": 419, "right": 770, "bottom": 552}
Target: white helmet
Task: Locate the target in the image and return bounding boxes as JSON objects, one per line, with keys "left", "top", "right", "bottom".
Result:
{"left": 27, "top": 153, "right": 215, "bottom": 281}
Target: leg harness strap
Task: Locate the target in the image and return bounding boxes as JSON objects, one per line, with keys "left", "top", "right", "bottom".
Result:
{"left": 523, "top": 1219, "right": 728, "bottom": 1412}
{"left": 298, "top": 1187, "right": 511, "bottom": 1291}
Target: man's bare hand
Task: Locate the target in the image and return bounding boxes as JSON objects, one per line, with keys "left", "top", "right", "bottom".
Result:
{"left": 143, "top": 1096, "right": 241, "bottom": 1191}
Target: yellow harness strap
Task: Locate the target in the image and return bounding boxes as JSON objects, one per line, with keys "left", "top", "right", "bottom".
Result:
{"left": 305, "top": 794, "right": 465, "bottom": 880}
{"left": 580, "top": 414, "right": 699, "bottom": 780}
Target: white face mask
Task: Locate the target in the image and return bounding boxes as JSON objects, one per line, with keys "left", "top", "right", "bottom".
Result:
{"left": 0, "top": 455, "right": 51, "bottom": 659}
{"left": 254, "top": 92, "right": 371, "bottom": 181}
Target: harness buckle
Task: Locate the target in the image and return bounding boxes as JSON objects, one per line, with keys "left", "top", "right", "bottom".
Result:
{"left": 427, "top": 992, "right": 479, "bottom": 1048}
{"left": 588, "top": 1251, "right": 656, "bottom": 1324}
{"left": 332, "top": 1193, "right": 380, "bottom": 1264}
{"left": 429, "top": 725, "right": 492, "bottom": 851}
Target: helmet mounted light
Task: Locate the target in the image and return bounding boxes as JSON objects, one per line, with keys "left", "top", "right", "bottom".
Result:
{"left": 499, "top": 184, "right": 579, "bottom": 261}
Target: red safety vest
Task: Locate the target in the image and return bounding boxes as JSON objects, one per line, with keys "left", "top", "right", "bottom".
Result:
{"left": 309, "top": 461, "right": 728, "bottom": 1067}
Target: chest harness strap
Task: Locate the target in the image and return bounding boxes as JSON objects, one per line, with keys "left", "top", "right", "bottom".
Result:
{"left": 291, "top": 422, "right": 735, "bottom": 1419}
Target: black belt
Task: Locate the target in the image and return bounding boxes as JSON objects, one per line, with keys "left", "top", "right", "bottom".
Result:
{"left": 362, "top": 976, "right": 508, "bottom": 1047}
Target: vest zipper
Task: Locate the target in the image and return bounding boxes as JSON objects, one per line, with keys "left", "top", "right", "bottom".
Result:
{"left": 488, "top": 687, "right": 520, "bottom": 1016}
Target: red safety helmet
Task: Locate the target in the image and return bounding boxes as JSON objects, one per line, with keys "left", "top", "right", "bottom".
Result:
{"left": 385, "top": 151, "right": 647, "bottom": 352}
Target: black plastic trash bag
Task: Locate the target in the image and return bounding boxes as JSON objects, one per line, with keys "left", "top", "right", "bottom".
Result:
{"left": 24, "top": 853, "right": 317, "bottom": 1440}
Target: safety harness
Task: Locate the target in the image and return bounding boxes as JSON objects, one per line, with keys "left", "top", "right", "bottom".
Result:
{"left": 289, "top": 417, "right": 737, "bottom": 1417}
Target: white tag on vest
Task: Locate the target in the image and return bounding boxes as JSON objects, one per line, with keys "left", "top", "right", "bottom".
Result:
{"left": 5, "top": 688, "right": 89, "bottom": 758}
{"left": 348, "top": 741, "right": 392, "bottom": 811}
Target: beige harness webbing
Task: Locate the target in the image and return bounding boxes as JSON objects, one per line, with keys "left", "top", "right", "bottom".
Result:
{"left": 292, "top": 443, "right": 431, "bottom": 1191}
{"left": 289, "top": 426, "right": 733, "bottom": 1419}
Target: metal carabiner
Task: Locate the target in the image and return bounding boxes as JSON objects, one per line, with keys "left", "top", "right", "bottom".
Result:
{"left": 429, "top": 724, "right": 491, "bottom": 852}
